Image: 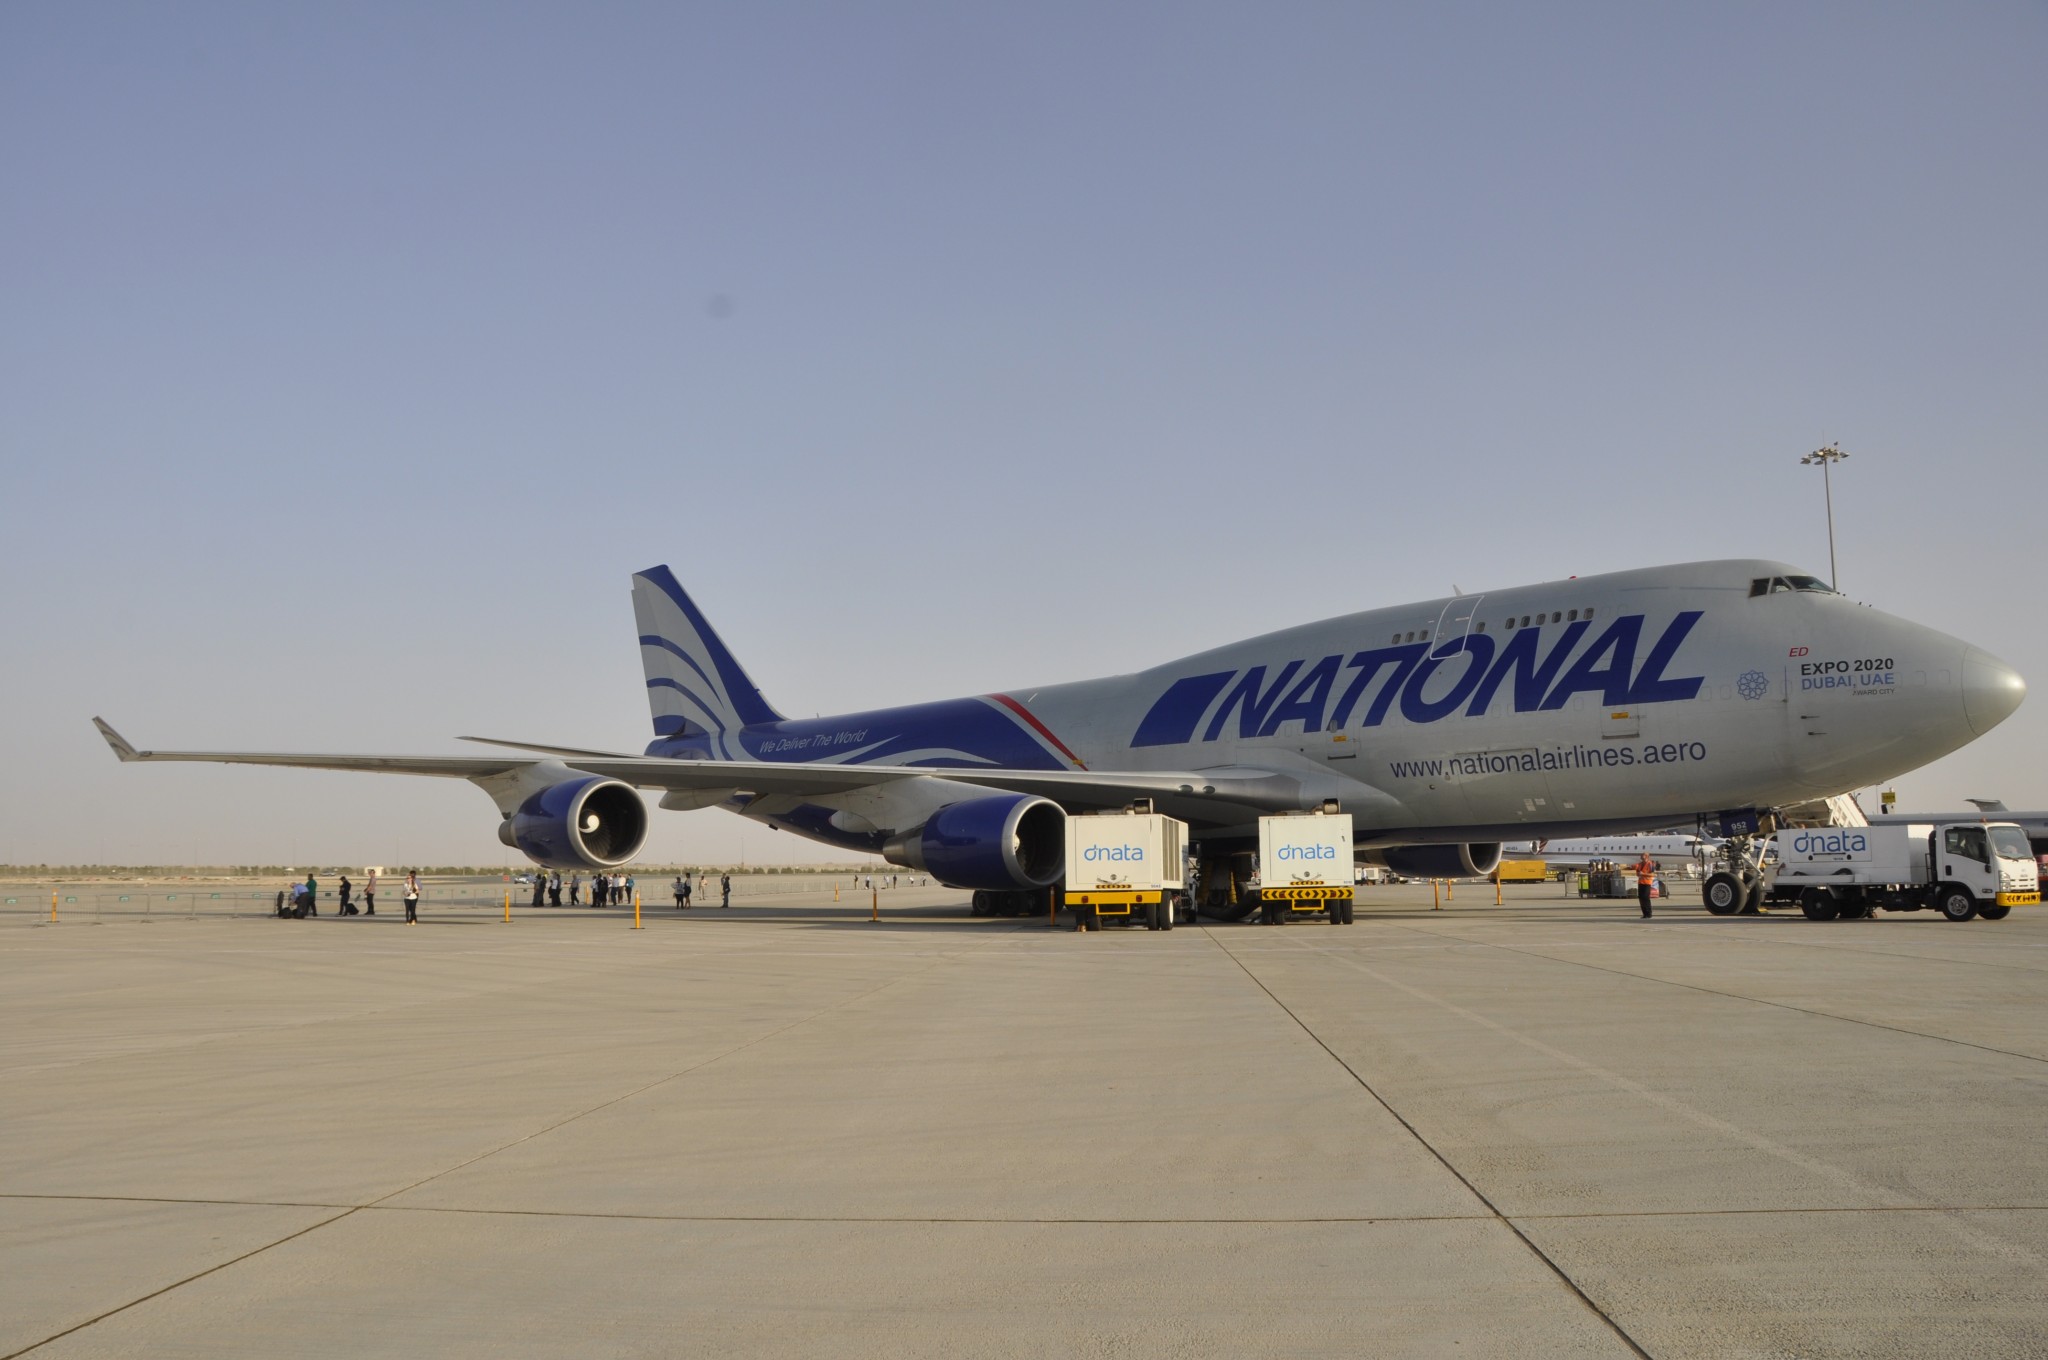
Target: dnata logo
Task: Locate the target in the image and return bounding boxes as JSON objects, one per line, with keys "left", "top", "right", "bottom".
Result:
{"left": 1792, "top": 830, "right": 1867, "bottom": 856}
{"left": 1083, "top": 844, "right": 1146, "bottom": 863}
{"left": 1276, "top": 844, "right": 1337, "bottom": 861}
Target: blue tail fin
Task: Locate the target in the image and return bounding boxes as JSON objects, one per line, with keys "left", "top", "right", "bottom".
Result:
{"left": 630, "top": 567, "right": 783, "bottom": 755}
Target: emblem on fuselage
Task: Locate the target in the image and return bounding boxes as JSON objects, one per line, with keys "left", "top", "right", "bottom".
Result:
{"left": 1736, "top": 670, "right": 1770, "bottom": 701}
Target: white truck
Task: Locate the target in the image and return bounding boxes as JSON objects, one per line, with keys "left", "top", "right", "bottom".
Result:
{"left": 1063, "top": 810, "right": 1188, "bottom": 932}
{"left": 1256, "top": 812, "right": 1358, "bottom": 925}
{"left": 1769, "top": 822, "right": 2040, "bottom": 922}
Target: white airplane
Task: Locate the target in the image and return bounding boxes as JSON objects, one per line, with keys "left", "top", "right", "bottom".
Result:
{"left": 1503, "top": 833, "right": 1716, "bottom": 870}
{"left": 94, "top": 559, "right": 2026, "bottom": 919}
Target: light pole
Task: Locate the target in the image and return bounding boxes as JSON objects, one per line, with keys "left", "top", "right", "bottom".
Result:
{"left": 1800, "top": 443, "right": 1849, "bottom": 588}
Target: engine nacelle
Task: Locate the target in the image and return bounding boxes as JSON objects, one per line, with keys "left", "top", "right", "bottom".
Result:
{"left": 881, "top": 794, "right": 1065, "bottom": 891}
{"left": 498, "top": 777, "right": 649, "bottom": 870}
{"left": 1375, "top": 842, "right": 1503, "bottom": 880}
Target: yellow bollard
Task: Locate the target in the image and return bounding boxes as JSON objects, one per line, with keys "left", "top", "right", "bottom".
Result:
{"left": 1495, "top": 874, "right": 1502, "bottom": 906}
{"left": 51, "top": 891, "right": 58, "bottom": 923}
{"left": 833, "top": 885, "right": 839, "bottom": 902}
{"left": 870, "top": 888, "right": 878, "bottom": 923}
{"left": 1446, "top": 879, "right": 1453, "bottom": 901}
{"left": 1432, "top": 879, "right": 1441, "bottom": 911}
{"left": 504, "top": 889, "right": 510, "bottom": 924}
{"left": 634, "top": 892, "right": 642, "bottom": 930}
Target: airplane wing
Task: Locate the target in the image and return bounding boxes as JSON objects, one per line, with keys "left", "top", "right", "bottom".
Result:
{"left": 92, "top": 719, "right": 1320, "bottom": 813}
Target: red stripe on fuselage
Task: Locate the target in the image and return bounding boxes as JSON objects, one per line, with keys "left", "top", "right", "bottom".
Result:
{"left": 987, "top": 694, "right": 1088, "bottom": 769}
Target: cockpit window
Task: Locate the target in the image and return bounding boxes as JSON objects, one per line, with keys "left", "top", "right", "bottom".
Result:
{"left": 1990, "top": 826, "right": 2034, "bottom": 861}
{"left": 1751, "top": 575, "right": 1837, "bottom": 596}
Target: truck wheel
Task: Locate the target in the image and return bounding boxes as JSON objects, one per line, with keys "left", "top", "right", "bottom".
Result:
{"left": 1161, "top": 899, "right": 1175, "bottom": 930}
{"left": 1800, "top": 888, "right": 1839, "bottom": 921}
{"left": 1979, "top": 904, "right": 2011, "bottom": 921}
{"left": 1344, "top": 900, "right": 1356, "bottom": 924}
{"left": 1937, "top": 885, "right": 1978, "bottom": 922}
{"left": 1703, "top": 873, "right": 1743, "bottom": 915}
{"left": 1145, "top": 900, "right": 1161, "bottom": 930}
{"left": 1835, "top": 895, "right": 1869, "bottom": 920}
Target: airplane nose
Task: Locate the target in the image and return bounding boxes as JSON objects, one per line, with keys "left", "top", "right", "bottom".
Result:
{"left": 1962, "top": 647, "right": 2027, "bottom": 736}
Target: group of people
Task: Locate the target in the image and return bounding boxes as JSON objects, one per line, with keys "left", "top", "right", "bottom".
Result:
{"left": 276, "top": 870, "right": 421, "bottom": 923}
{"left": 670, "top": 871, "right": 732, "bottom": 909}
{"left": 524, "top": 870, "right": 684, "bottom": 908}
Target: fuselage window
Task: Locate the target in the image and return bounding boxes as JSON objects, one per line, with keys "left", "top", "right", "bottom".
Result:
{"left": 1750, "top": 578, "right": 1771, "bottom": 597}
{"left": 1520, "top": 615, "right": 1530, "bottom": 627}
{"left": 1567, "top": 609, "right": 1577, "bottom": 621}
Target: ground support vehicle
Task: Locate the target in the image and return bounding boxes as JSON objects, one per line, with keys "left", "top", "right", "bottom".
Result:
{"left": 1768, "top": 822, "right": 2039, "bottom": 922}
{"left": 1497, "top": 859, "right": 1549, "bottom": 884}
{"left": 1064, "top": 810, "right": 1188, "bottom": 932}
{"left": 1255, "top": 812, "right": 1357, "bottom": 925}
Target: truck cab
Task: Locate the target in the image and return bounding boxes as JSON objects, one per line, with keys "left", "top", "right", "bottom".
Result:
{"left": 1938, "top": 823, "right": 2040, "bottom": 917}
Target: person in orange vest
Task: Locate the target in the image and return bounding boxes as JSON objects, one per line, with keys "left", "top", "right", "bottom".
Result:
{"left": 1634, "top": 852, "right": 1658, "bottom": 919}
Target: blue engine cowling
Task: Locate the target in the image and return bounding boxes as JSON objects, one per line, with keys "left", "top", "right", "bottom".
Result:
{"left": 1376, "top": 843, "right": 1503, "bottom": 880}
{"left": 498, "top": 777, "right": 649, "bottom": 870}
{"left": 881, "top": 794, "right": 1065, "bottom": 891}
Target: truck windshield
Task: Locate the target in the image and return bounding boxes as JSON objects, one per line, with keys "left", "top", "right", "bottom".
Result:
{"left": 1989, "top": 827, "right": 2034, "bottom": 861}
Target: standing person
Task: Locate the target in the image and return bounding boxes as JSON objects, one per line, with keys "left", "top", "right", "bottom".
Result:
{"left": 364, "top": 869, "right": 376, "bottom": 916}
{"left": 338, "top": 874, "right": 354, "bottom": 916}
{"left": 305, "top": 871, "right": 319, "bottom": 916}
{"left": 625, "top": 873, "right": 636, "bottom": 907}
{"left": 593, "top": 874, "right": 605, "bottom": 908}
{"left": 721, "top": 872, "right": 731, "bottom": 908}
{"left": 569, "top": 871, "right": 581, "bottom": 907}
{"left": 680, "top": 875, "right": 692, "bottom": 909}
{"left": 403, "top": 870, "right": 420, "bottom": 924}
{"left": 1634, "top": 852, "right": 1658, "bottom": 920}
{"left": 673, "top": 875, "right": 687, "bottom": 910}
{"left": 548, "top": 870, "right": 562, "bottom": 908}
{"left": 531, "top": 873, "right": 545, "bottom": 909}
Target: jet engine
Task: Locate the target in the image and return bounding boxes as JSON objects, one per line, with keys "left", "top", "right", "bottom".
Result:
{"left": 881, "top": 793, "right": 1065, "bottom": 891}
{"left": 1374, "top": 842, "right": 1504, "bottom": 880}
{"left": 498, "top": 777, "right": 649, "bottom": 870}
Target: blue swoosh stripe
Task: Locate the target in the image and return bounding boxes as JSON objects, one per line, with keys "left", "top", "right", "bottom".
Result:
{"left": 640, "top": 634, "right": 723, "bottom": 708}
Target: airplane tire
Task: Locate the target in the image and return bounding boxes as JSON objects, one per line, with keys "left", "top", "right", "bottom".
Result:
{"left": 1703, "top": 873, "right": 1744, "bottom": 916}
{"left": 1980, "top": 904, "right": 2011, "bottom": 921}
{"left": 1938, "top": 885, "right": 1979, "bottom": 922}
{"left": 1740, "top": 873, "right": 1766, "bottom": 914}
{"left": 1800, "top": 888, "right": 1839, "bottom": 922}
{"left": 1199, "top": 901, "right": 1256, "bottom": 923}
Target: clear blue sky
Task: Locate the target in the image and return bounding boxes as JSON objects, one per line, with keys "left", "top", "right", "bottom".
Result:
{"left": 4, "top": 3, "right": 2043, "bottom": 866}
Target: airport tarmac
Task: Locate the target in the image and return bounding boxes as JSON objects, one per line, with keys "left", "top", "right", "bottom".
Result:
{"left": 3, "top": 882, "right": 2045, "bottom": 1358}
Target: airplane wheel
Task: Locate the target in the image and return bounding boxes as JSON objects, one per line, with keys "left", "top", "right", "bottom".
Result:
{"left": 1740, "top": 872, "right": 1766, "bottom": 914}
{"left": 1702, "top": 873, "right": 1743, "bottom": 916}
{"left": 1979, "top": 904, "right": 2011, "bottom": 921}
{"left": 1938, "top": 885, "right": 1979, "bottom": 922}
{"left": 1800, "top": 888, "right": 1839, "bottom": 921}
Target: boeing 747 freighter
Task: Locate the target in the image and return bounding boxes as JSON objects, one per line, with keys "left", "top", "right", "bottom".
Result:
{"left": 95, "top": 559, "right": 2024, "bottom": 919}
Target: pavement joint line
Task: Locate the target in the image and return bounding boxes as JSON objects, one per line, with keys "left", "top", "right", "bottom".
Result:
{"left": 3, "top": 921, "right": 1028, "bottom": 1357}
{"left": 1200, "top": 925, "right": 1653, "bottom": 1360}
{"left": 1278, "top": 929, "right": 2046, "bottom": 1272}
{"left": 1376, "top": 920, "right": 2048, "bottom": 1068}
{"left": 0, "top": 1205, "right": 361, "bottom": 1360}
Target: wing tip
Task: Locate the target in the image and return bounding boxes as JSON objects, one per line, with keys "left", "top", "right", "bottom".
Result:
{"left": 92, "top": 717, "right": 141, "bottom": 761}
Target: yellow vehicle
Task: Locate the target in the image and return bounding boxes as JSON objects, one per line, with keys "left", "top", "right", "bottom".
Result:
{"left": 1495, "top": 859, "right": 1549, "bottom": 884}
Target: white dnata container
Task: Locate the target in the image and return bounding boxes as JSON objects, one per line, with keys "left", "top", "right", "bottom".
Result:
{"left": 1064, "top": 813, "right": 1187, "bottom": 894}
{"left": 1258, "top": 812, "right": 1356, "bottom": 890}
